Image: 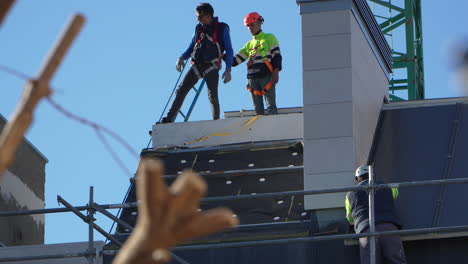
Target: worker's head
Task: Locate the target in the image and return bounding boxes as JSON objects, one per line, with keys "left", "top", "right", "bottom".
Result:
{"left": 196, "top": 3, "right": 214, "bottom": 25}
{"left": 244, "top": 12, "right": 264, "bottom": 36}
{"left": 355, "top": 165, "right": 369, "bottom": 183}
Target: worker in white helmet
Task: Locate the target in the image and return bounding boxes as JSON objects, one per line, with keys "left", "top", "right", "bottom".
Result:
{"left": 345, "top": 165, "right": 407, "bottom": 264}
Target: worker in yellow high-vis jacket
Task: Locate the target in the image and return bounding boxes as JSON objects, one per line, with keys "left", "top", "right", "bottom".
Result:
{"left": 232, "top": 12, "right": 282, "bottom": 115}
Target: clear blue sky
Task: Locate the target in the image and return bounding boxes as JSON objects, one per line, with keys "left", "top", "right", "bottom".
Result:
{"left": 0, "top": 0, "right": 466, "bottom": 244}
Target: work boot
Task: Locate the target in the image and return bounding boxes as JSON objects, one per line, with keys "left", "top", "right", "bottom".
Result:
{"left": 266, "top": 107, "right": 278, "bottom": 115}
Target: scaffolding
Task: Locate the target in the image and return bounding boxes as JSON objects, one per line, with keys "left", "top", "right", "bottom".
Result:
{"left": 1, "top": 166, "right": 468, "bottom": 263}
{"left": 368, "top": 0, "right": 425, "bottom": 101}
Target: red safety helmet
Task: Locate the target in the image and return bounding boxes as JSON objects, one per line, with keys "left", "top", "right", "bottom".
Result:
{"left": 244, "top": 12, "right": 263, "bottom": 26}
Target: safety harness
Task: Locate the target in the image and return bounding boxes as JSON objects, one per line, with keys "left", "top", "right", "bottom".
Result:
{"left": 191, "top": 21, "right": 223, "bottom": 79}
{"left": 246, "top": 43, "right": 274, "bottom": 96}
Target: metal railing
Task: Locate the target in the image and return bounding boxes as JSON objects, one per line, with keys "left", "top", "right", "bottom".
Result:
{"left": 2, "top": 167, "right": 468, "bottom": 263}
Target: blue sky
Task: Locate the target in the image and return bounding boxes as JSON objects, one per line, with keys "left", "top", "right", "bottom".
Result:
{"left": 0, "top": 0, "right": 467, "bottom": 244}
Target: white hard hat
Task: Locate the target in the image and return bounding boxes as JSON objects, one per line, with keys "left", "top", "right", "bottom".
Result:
{"left": 355, "top": 165, "right": 369, "bottom": 177}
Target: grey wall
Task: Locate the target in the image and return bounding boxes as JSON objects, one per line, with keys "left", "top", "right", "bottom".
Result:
{"left": 153, "top": 113, "right": 303, "bottom": 149}
{"left": 298, "top": 1, "right": 390, "bottom": 210}
{"left": 350, "top": 12, "right": 389, "bottom": 166}
{"left": 0, "top": 114, "right": 47, "bottom": 246}
{"left": 0, "top": 241, "right": 104, "bottom": 264}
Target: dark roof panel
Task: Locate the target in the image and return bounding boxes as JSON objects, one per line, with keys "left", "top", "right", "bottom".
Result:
{"left": 370, "top": 103, "right": 468, "bottom": 229}
{"left": 116, "top": 140, "right": 305, "bottom": 234}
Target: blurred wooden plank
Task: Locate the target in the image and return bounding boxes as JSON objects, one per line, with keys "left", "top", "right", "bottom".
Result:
{"left": 0, "top": 0, "right": 15, "bottom": 26}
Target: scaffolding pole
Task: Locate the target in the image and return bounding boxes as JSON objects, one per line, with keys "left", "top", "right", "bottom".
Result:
{"left": 368, "top": 165, "right": 376, "bottom": 264}
{"left": 57, "top": 195, "right": 123, "bottom": 247}
{"left": 88, "top": 186, "right": 95, "bottom": 264}
{"left": 0, "top": 252, "right": 89, "bottom": 262}
{"left": 3, "top": 176, "right": 468, "bottom": 217}
{"left": 2, "top": 176, "right": 468, "bottom": 262}
{"left": 93, "top": 202, "right": 134, "bottom": 232}
{"left": 6, "top": 224, "right": 468, "bottom": 262}
{"left": 168, "top": 224, "right": 468, "bottom": 251}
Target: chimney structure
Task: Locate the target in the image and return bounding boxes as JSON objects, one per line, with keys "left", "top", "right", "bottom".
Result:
{"left": 297, "top": 0, "right": 392, "bottom": 210}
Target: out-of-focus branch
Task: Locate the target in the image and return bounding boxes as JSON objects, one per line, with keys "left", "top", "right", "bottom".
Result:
{"left": 0, "top": 0, "right": 15, "bottom": 26}
{"left": 0, "top": 14, "right": 85, "bottom": 176}
{"left": 113, "top": 159, "right": 238, "bottom": 264}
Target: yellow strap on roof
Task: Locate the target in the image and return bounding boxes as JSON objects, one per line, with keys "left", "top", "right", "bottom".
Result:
{"left": 184, "top": 115, "right": 261, "bottom": 145}
{"left": 243, "top": 115, "right": 260, "bottom": 127}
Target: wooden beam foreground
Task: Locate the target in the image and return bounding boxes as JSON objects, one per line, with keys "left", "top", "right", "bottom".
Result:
{"left": 0, "top": 0, "right": 15, "bottom": 26}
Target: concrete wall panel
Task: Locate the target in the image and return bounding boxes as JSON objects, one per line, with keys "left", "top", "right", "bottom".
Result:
{"left": 303, "top": 102, "right": 353, "bottom": 140}
{"left": 303, "top": 68, "right": 352, "bottom": 105}
{"left": 304, "top": 171, "right": 354, "bottom": 209}
{"left": 302, "top": 34, "right": 351, "bottom": 71}
{"left": 301, "top": 10, "right": 351, "bottom": 37}
{"left": 303, "top": 137, "right": 354, "bottom": 175}
{"left": 0, "top": 242, "right": 104, "bottom": 263}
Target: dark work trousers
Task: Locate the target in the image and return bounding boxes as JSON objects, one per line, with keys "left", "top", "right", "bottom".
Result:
{"left": 359, "top": 223, "right": 407, "bottom": 264}
{"left": 248, "top": 73, "right": 277, "bottom": 115}
{"left": 166, "top": 63, "right": 220, "bottom": 122}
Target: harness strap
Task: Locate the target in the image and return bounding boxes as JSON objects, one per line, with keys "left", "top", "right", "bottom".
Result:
{"left": 196, "top": 22, "right": 223, "bottom": 66}
{"left": 247, "top": 80, "right": 274, "bottom": 96}
{"left": 191, "top": 63, "right": 219, "bottom": 79}
{"left": 264, "top": 60, "right": 274, "bottom": 73}
{"left": 192, "top": 64, "right": 202, "bottom": 79}
{"left": 247, "top": 86, "right": 264, "bottom": 96}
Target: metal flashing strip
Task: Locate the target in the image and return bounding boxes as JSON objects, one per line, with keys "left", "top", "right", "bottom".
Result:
{"left": 382, "top": 97, "right": 468, "bottom": 110}
{"left": 224, "top": 107, "right": 304, "bottom": 119}
{"left": 352, "top": 0, "right": 392, "bottom": 70}
{"left": 350, "top": 1, "right": 391, "bottom": 77}
{"left": 143, "top": 139, "right": 303, "bottom": 155}
{"left": 345, "top": 230, "right": 468, "bottom": 245}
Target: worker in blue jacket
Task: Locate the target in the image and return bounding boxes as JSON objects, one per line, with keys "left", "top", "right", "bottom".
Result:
{"left": 161, "top": 3, "right": 233, "bottom": 123}
{"left": 345, "top": 165, "right": 407, "bottom": 264}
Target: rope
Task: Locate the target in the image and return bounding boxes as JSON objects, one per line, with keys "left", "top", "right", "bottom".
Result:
{"left": 147, "top": 60, "right": 189, "bottom": 148}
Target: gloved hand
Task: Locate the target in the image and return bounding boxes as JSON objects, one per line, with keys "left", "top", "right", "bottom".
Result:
{"left": 222, "top": 69, "right": 232, "bottom": 84}
{"left": 176, "top": 57, "right": 185, "bottom": 72}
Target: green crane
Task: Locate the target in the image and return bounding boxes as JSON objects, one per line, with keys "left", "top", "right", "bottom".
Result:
{"left": 369, "top": 0, "right": 424, "bottom": 101}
